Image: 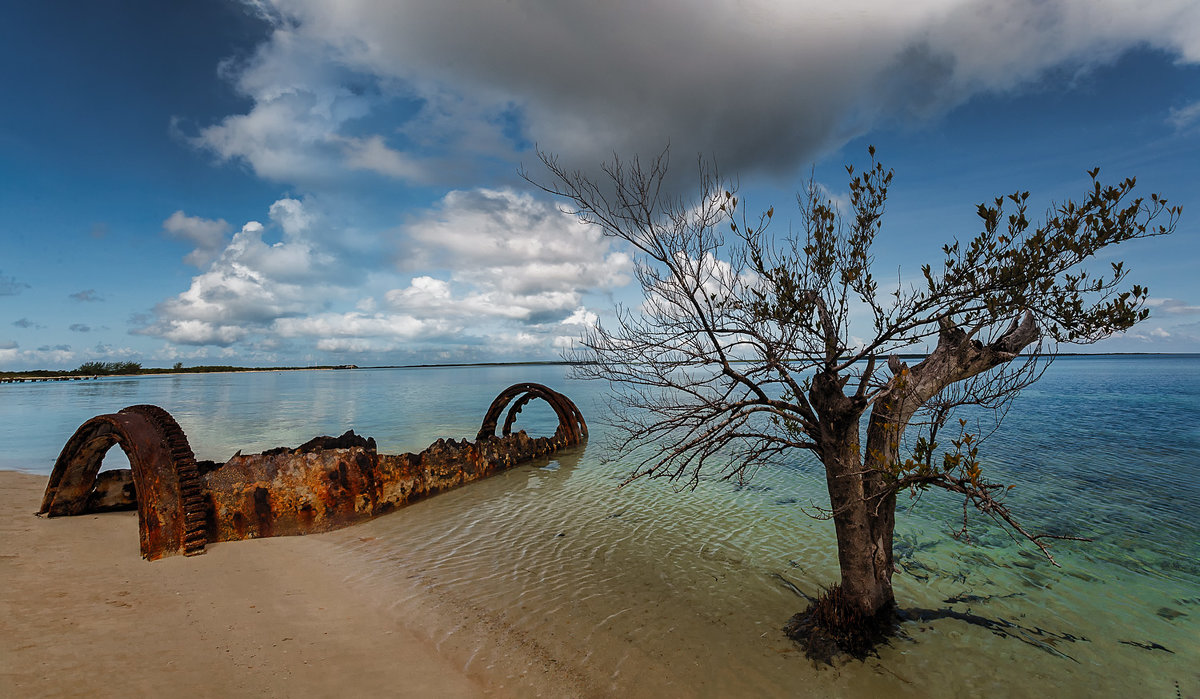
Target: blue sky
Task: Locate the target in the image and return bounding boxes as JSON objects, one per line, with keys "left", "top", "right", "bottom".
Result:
{"left": 2, "top": 1, "right": 1198, "bottom": 370}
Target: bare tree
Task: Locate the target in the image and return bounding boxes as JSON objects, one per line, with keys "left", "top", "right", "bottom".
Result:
{"left": 526, "top": 147, "right": 1180, "bottom": 655}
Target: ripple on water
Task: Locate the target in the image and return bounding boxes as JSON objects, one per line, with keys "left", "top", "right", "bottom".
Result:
{"left": 321, "top": 440, "right": 1198, "bottom": 698}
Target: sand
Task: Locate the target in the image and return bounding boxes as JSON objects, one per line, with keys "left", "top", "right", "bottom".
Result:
{"left": 0, "top": 470, "right": 570, "bottom": 698}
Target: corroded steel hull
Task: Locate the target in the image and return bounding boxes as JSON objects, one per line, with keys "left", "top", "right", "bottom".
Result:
{"left": 38, "top": 383, "right": 587, "bottom": 560}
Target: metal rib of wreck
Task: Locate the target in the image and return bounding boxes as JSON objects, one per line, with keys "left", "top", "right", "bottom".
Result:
{"left": 38, "top": 382, "right": 587, "bottom": 560}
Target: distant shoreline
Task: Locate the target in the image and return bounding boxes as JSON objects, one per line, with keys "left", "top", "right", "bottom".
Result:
{"left": 2, "top": 353, "right": 1195, "bottom": 382}
{"left": 0, "top": 360, "right": 573, "bottom": 381}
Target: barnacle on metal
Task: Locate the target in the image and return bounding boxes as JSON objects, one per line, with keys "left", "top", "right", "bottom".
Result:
{"left": 38, "top": 383, "right": 586, "bottom": 560}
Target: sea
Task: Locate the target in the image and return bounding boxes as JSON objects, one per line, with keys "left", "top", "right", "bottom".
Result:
{"left": 2, "top": 356, "right": 1197, "bottom": 697}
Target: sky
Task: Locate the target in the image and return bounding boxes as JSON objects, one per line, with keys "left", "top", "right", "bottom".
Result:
{"left": 1, "top": 0, "right": 1198, "bottom": 370}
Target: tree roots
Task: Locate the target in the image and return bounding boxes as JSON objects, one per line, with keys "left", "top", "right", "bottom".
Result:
{"left": 783, "top": 584, "right": 898, "bottom": 662}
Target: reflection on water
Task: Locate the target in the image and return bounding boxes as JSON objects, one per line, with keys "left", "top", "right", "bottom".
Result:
{"left": 1, "top": 359, "right": 1197, "bottom": 696}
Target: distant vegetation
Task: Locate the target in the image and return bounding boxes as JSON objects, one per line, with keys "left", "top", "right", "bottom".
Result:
{"left": 74, "top": 361, "right": 143, "bottom": 375}
{"left": 1, "top": 363, "right": 358, "bottom": 379}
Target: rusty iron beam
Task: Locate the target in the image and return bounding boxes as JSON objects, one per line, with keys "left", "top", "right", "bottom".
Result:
{"left": 38, "top": 383, "right": 586, "bottom": 560}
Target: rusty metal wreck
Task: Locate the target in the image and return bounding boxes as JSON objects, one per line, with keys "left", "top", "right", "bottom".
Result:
{"left": 37, "top": 383, "right": 587, "bottom": 560}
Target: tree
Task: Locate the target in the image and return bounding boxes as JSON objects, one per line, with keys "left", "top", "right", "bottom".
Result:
{"left": 528, "top": 147, "right": 1180, "bottom": 656}
{"left": 74, "top": 361, "right": 142, "bottom": 376}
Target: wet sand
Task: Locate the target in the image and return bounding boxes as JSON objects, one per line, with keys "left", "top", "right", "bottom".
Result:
{"left": 0, "top": 470, "right": 573, "bottom": 698}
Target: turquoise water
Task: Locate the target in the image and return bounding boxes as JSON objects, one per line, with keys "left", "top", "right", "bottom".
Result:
{"left": 2, "top": 357, "right": 1197, "bottom": 696}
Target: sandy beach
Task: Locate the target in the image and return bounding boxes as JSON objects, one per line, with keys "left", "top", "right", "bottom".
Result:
{"left": 0, "top": 470, "right": 575, "bottom": 698}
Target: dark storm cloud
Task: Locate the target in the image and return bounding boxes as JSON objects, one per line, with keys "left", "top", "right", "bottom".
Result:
{"left": 228, "top": 0, "right": 1199, "bottom": 187}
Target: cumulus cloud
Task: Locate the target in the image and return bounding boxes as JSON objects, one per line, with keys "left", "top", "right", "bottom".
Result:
{"left": 342, "top": 135, "right": 425, "bottom": 180}
{"left": 0, "top": 343, "right": 76, "bottom": 369}
{"left": 202, "top": 0, "right": 1200, "bottom": 189}
{"left": 387, "top": 188, "right": 630, "bottom": 326}
{"left": 641, "top": 251, "right": 759, "bottom": 321}
{"left": 137, "top": 198, "right": 345, "bottom": 346}
{"left": 189, "top": 24, "right": 410, "bottom": 184}
{"left": 69, "top": 289, "right": 103, "bottom": 302}
{"left": 1147, "top": 297, "right": 1200, "bottom": 315}
{"left": 561, "top": 307, "right": 599, "bottom": 327}
{"left": 69, "top": 324, "right": 92, "bottom": 333}
{"left": 273, "top": 311, "right": 454, "bottom": 353}
{"left": 1168, "top": 100, "right": 1200, "bottom": 130}
{"left": 163, "top": 211, "right": 233, "bottom": 267}
{"left": 554, "top": 306, "right": 600, "bottom": 349}
{"left": 0, "top": 271, "right": 30, "bottom": 296}
{"left": 11, "top": 318, "right": 39, "bottom": 329}
{"left": 1110, "top": 316, "right": 1200, "bottom": 351}
{"left": 140, "top": 188, "right": 629, "bottom": 356}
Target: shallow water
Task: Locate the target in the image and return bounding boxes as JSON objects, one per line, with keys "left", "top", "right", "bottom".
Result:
{"left": 2, "top": 358, "right": 1197, "bottom": 697}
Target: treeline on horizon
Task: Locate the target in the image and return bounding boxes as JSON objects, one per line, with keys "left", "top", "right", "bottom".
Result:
{"left": 1, "top": 353, "right": 1186, "bottom": 380}
{"left": 0, "top": 361, "right": 357, "bottom": 379}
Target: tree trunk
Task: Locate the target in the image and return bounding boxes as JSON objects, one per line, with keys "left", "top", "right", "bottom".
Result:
{"left": 822, "top": 430, "right": 896, "bottom": 617}
{"left": 810, "top": 371, "right": 895, "bottom": 618}
{"left": 850, "top": 312, "right": 1044, "bottom": 615}
{"left": 862, "top": 413, "right": 903, "bottom": 610}
{"left": 802, "top": 313, "right": 1041, "bottom": 639}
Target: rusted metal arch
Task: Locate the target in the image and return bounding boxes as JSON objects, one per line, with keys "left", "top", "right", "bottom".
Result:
{"left": 475, "top": 382, "right": 587, "bottom": 446}
{"left": 38, "top": 384, "right": 587, "bottom": 560}
{"left": 38, "top": 405, "right": 207, "bottom": 560}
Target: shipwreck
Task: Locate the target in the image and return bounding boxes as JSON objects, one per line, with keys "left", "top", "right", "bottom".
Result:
{"left": 37, "top": 382, "right": 587, "bottom": 560}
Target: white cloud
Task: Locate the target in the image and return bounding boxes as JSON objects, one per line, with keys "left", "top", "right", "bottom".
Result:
{"left": 149, "top": 319, "right": 250, "bottom": 347}
{"left": 1168, "top": 101, "right": 1200, "bottom": 130}
{"left": 553, "top": 308, "right": 599, "bottom": 350}
{"left": 562, "top": 307, "right": 599, "bottom": 327}
{"left": 269, "top": 310, "right": 461, "bottom": 354}
{"left": 389, "top": 188, "right": 631, "bottom": 327}
{"left": 385, "top": 277, "right": 582, "bottom": 323}
{"left": 138, "top": 199, "right": 346, "bottom": 346}
{"left": 1111, "top": 318, "right": 1200, "bottom": 350}
{"left": 642, "top": 251, "right": 758, "bottom": 320}
{"left": 1146, "top": 297, "right": 1200, "bottom": 315}
{"left": 267, "top": 197, "right": 313, "bottom": 238}
{"left": 139, "top": 188, "right": 633, "bottom": 358}
{"left": 0, "top": 343, "right": 77, "bottom": 369}
{"left": 0, "top": 342, "right": 149, "bottom": 370}
{"left": 410, "top": 189, "right": 630, "bottom": 278}
{"left": 342, "top": 135, "right": 425, "bottom": 180}
{"left": 273, "top": 311, "right": 445, "bottom": 340}
{"left": 163, "top": 211, "right": 232, "bottom": 267}
{"left": 190, "top": 25, "right": 389, "bottom": 183}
